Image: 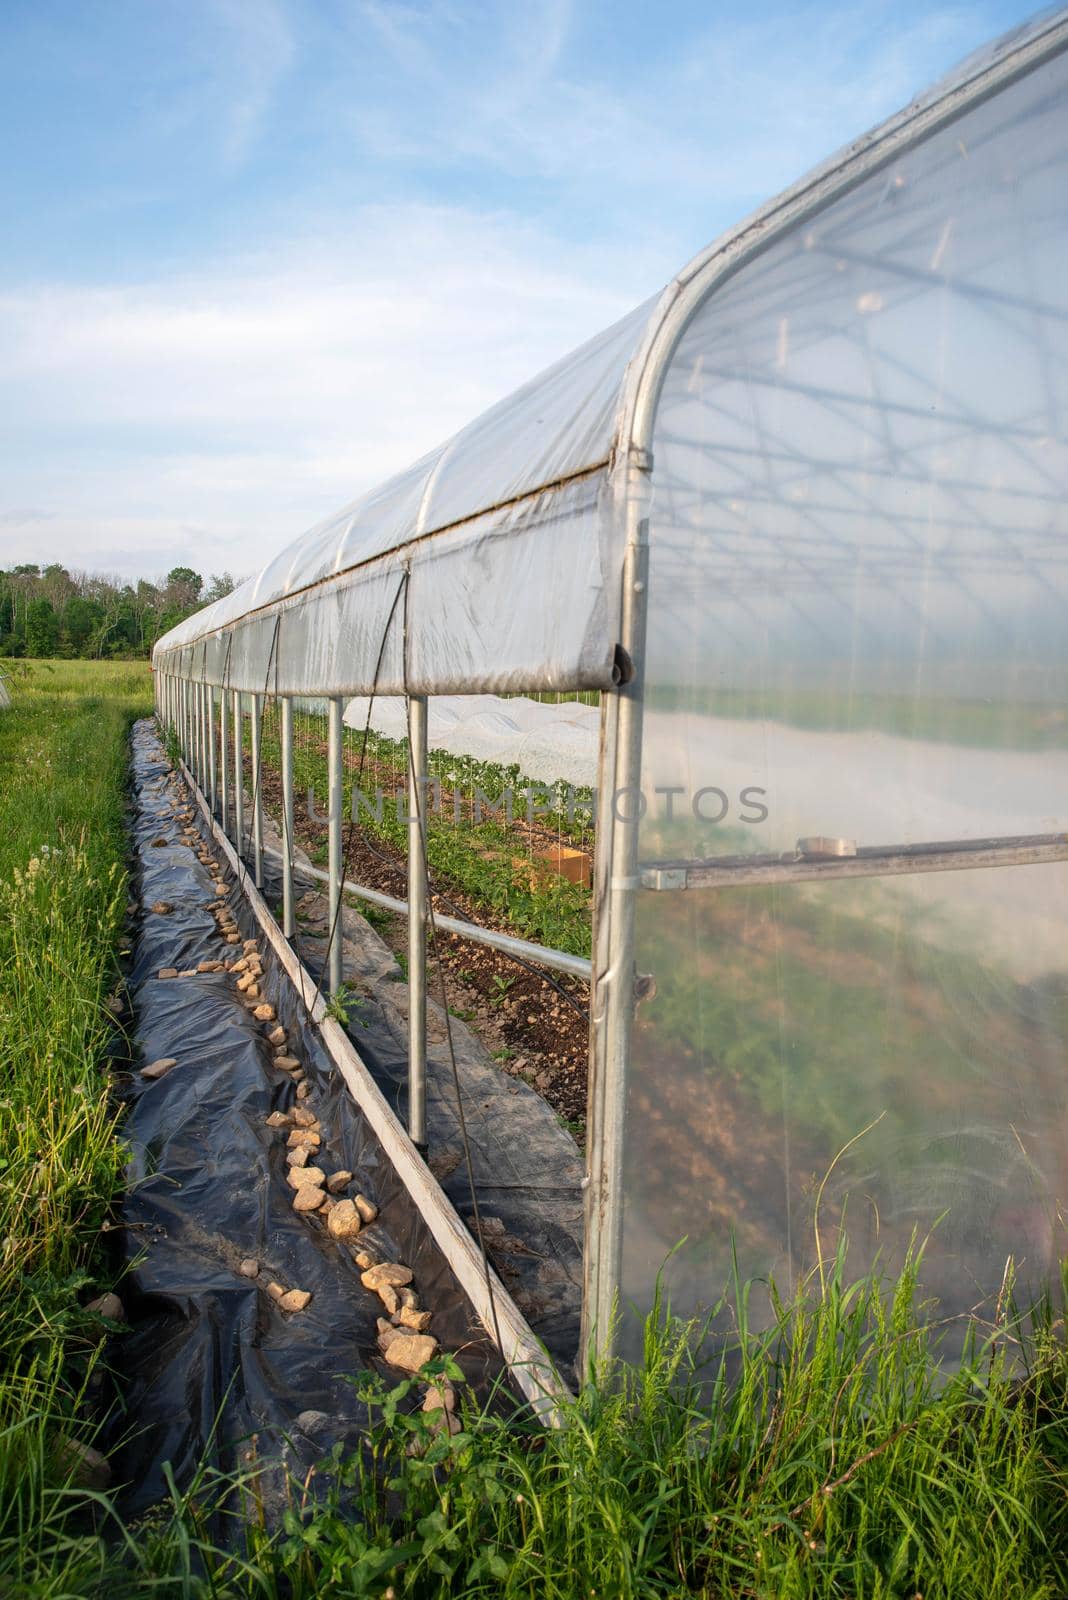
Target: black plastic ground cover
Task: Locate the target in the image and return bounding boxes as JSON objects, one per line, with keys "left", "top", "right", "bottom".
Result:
{"left": 258, "top": 851, "right": 586, "bottom": 1370}
{"left": 104, "top": 723, "right": 504, "bottom": 1516}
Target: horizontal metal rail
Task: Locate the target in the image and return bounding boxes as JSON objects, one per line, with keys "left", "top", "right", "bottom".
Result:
{"left": 262, "top": 845, "right": 592, "bottom": 982}
{"left": 641, "top": 832, "right": 1068, "bottom": 891}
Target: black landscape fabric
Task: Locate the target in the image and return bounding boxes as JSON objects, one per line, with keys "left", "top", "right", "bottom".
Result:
{"left": 103, "top": 722, "right": 505, "bottom": 1515}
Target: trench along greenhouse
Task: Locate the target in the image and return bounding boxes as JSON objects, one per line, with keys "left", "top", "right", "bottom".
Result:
{"left": 150, "top": 11, "right": 1068, "bottom": 1413}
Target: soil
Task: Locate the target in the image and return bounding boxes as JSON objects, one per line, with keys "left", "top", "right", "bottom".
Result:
{"left": 257, "top": 763, "right": 592, "bottom": 1139}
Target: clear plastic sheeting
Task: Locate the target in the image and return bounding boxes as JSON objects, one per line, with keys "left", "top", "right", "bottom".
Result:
{"left": 621, "top": 45, "right": 1068, "bottom": 1355}
{"left": 342, "top": 694, "right": 599, "bottom": 788}
{"left": 153, "top": 301, "right": 656, "bottom": 695}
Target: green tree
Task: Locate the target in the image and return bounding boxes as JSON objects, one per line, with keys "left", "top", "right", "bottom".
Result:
{"left": 24, "top": 598, "right": 59, "bottom": 657}
{"left": 165, "top": 567, "right": 203, "bottom": 611}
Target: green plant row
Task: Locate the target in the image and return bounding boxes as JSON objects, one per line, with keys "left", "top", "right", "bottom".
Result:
{"left": 255, "top": 713, "right": 594, "bottom": 959}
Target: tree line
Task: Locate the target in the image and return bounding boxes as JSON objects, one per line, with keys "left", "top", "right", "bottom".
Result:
{"left": 0, "top": 565, "right": 237, "bottom": 659}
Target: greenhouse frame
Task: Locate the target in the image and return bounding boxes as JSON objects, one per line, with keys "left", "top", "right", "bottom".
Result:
{"left": 154, "top": 10, "right": 1068, "bottom": 1389}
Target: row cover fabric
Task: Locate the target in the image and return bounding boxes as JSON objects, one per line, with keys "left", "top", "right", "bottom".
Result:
{"left": 152, "top": 9, "right": 1068, "bottom": 698}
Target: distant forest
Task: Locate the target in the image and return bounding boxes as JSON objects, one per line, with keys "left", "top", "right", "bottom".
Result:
{"left": 0, "top": 565, "right": 238, "bottom": 659}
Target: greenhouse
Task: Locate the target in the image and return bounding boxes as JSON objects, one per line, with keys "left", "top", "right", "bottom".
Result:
{"left": 153, "top": 9, "right": 1068, "bottom": 1389}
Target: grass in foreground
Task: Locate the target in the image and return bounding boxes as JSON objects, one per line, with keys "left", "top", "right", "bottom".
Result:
{"left": 0, "top": 660, "right": 151, "bottom": 1591}
{"left": 13, "top": 1258, "right": 1068, "bottom": 1600}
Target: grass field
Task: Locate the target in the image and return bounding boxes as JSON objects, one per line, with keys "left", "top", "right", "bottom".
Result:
{"left": 1, "top": 662, "right": 1066, "bottom": 1598}
{"left": 0, "top": 660, "right": 151, "bottom": 1593}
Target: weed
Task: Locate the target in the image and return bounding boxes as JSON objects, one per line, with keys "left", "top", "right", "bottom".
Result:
{"left": 489, "top": 973, "right": 516, "bottom": 1008}
{"left": 325, "top": 982, "right": 367, "bottom": 1028}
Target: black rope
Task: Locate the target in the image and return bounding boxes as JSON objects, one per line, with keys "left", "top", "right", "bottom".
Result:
{"left": 333, "top": 805, "right": 590, "bottom": 1021}
{"left": 308, "top": 573, "right": 409, "bottom": 1019}
{"left": 226, "top": 614, "right": 282, "bottom": 898}
{"left": 401, "top": 577, "right": 504, "bottom": 1358}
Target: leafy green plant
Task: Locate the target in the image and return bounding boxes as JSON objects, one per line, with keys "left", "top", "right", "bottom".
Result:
{"left": 325, "top": 982, "right": 366, "bottom": 1028}
{"left": 488, "top": 973, "right": 516, "bottom": 1008}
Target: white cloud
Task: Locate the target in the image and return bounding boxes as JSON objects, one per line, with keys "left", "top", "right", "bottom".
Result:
{"left": 343, "top": 1, "right": 998, "bottom": 218}
{"left": 0, "top": 203, "right": 655, "bottom": 579}
{"left": 0, "top": 0, "right": 1015, "bottom": 584}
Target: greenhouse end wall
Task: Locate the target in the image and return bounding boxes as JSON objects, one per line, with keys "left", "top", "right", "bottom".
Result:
{"left": 619, "top": 48, "right": 1068, "bottom": 1354}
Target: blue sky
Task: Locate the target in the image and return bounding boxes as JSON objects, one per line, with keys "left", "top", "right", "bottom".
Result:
{"left": 0, "top": 0, "right": 1041, "bottom": 582}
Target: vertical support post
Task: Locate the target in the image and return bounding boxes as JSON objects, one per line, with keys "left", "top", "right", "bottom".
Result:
{"left": 219, "top": 687, "right": 230, "bottom": 838}
{"left": 181, "top": 680, "right": 189, "bottom": 765}
{"left": 251, "top": 693, "right": 264, "bottom": 888}
{"left": 196, "top": 683, "right": 206, "bottom": 789}
{"left": 280, "top": 696, "right": 295, "bottom": 939}
{"left": 327, "top": 696, "right": 344, "bottom": 996}
{"left": 207, "top": 686, "right": 217, "bottom": 814}
{"left": 233, "top": 691, "right": 245, "bottom": 858}
{"left": 407, "top": 693, "right": 428, "bottom": 1151}
{"left": 202, "top": 683, "right": 210, "bottom": 793}
{"left": 581, "top": 471, "right": 651, "bottom": 1370}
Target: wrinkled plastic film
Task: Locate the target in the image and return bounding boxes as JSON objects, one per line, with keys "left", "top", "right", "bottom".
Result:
{"left": 619, "top": 53, "right": 1068, "bottom": 1356}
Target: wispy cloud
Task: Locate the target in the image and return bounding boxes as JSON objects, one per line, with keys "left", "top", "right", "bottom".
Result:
{"left": 0, "top": 203, "right": 645, "bottom": 577}
{"left": 210, "top": 0, "right": 296, "bottom": 169}
{"left": 339, "top": 0, "right": 997, "bottom": 223}
{"left": 0, "top": 0, "right": 1029, "bottom": 581}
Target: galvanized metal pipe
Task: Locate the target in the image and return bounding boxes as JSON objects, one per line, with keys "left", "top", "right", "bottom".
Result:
{"left": 199, "top": 683, "right": 209, "bottom": 789}
{"left": 219, "top": 688, "right": 230, "bottom": 838}
{"left": 232, "top": 690, "right": 244, "bottom": 859}
{"left": 260, "top": 845, "right": 591, "bottom": 982}
{"left": 327, "top": 696, "right": 344, "bottom": 996}
{"left": 581, "top": 503, "right": 651, "bottom": 1369}
{"left": 280, "top": 696, "right": 295, "bottom": 939}
{"left": 192, "top": 683, "right": 201, "bottom": 786}
{"left": 207, "top": 686, "right": 218, "bottom": 813}
{"left": 407, "top": 694, "right": 428, "bottom": 1149}
{"left": 251, "top": 692, "right": 264, "bottom": 888}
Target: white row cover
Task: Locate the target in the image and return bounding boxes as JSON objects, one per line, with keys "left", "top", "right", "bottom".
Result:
{"left": 153, "top": 9, "right": 1068, "bottom": 697}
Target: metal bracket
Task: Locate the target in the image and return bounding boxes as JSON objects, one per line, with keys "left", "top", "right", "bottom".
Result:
{"left": 641, "top": 866, "right": 688, "bottom": 891}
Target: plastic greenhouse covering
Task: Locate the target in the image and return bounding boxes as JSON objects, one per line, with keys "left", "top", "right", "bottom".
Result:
{"left": 623, "top": 35, "right": 1068, "bottom": 1353}
{"left": 156, "top": 8, "right": 1068, "bottom": 1367}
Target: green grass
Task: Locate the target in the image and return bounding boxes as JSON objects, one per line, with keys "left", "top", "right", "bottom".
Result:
{"left": 0, "top": 659, "right": 151, "bottom": 1593}
{"left": 17, "top": 1255, "right": 1068, "bottom": 1599}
